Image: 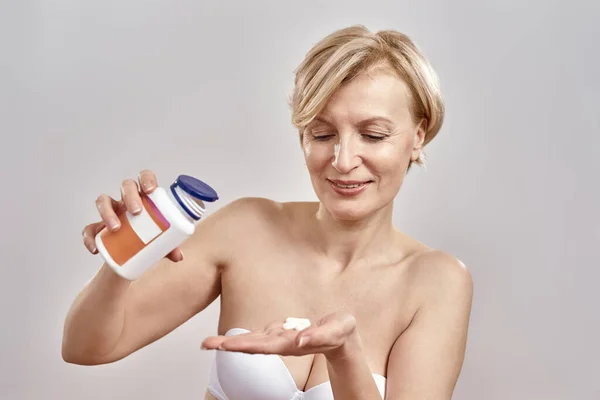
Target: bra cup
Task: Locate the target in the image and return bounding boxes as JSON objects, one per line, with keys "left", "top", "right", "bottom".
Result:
{"left": 208, "top": 328, "right": 387, "bottom": 400}
{"left": 215, "top": 345, "right": 301, "bottom": 400}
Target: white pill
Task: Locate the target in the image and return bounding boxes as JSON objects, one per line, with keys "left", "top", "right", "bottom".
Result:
{"left": 283, "top": 317, "right": 311, "bottom": 331}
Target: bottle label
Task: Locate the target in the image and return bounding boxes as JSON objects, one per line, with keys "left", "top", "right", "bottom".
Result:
{"left": 100, "top": 195, "right": 171, "bottom": 266}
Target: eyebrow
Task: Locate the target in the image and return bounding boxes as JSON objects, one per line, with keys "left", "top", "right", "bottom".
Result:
{"left": 313, "top": 116, "right": 394, "bottom": 126}
{"left": 356, "top": 117, "right": 394, "bottom": 126}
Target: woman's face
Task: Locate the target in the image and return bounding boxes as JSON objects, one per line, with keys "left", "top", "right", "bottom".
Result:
{"left": 302, "top": 69, "right": 425, "bottom": 221}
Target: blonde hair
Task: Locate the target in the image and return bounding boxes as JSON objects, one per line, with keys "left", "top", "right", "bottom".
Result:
{"left": 290, "top": 25, "right": 445, "bottom": 168}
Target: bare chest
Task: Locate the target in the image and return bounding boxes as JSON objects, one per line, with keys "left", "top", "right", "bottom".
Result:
{"left": 215, "top": 247, "right": 419, "bottom": 388}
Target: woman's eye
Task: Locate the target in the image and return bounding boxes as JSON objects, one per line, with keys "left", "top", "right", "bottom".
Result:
{"left": 363, "top": 134, "right": 386, "bottom": 141}
{"left": 312, "top": 134, "right": 334, "bottom": 141}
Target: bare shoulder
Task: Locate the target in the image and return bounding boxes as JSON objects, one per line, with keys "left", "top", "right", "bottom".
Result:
{"left": 201, "top": 196, "right": 285, "bottom": 227}
{"left": 217, "top": 196, "right": 283, "bottom": 213}
{"left": 158, "top": 197, "right": 286, "bottom": 276}
{"left": 410, "top": 249, "right": 472, "bottom": 283}
{"left": 407, "top": 248, "right": 474, "bottom": 306}
{"left": 193, "top": 197, "right": 293, "bottom": 248}
{"left": 208, "top": 197, "right": 311, "bottom": 226}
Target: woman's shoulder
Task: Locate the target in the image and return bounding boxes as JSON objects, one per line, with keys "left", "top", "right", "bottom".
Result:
{"left": 204, "top": 197, "right": 313, "bottom": 231}
{"left": 218, "top": 196, "right": 283, "bottom": 214}
{"left": 410, "top": 248, "right": 470, "bottom": 278}
{"left": 405, "top": 246, "right": 473, "bottom": 302}
{"left": 213, "top": 197, "right": 310, "bottom": 217}
{"left": 393, "top": 230, "right": 470, "bottom": 287}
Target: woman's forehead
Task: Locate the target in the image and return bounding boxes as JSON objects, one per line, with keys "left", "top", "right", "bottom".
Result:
{"left": 317, "top": 73, "right": 413, "bottom": 124}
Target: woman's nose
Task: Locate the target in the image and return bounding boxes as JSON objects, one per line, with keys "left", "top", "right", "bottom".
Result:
{"left": 331, "top": 139, "right": 361, "bottom": 173}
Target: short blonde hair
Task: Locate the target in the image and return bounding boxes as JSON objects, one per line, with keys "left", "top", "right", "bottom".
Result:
{"left": 290, "top": 25, "right": 445, "bottom": 168}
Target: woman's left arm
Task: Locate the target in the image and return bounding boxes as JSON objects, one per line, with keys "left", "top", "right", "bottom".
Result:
{"left": 383, "top": 253, "right": 473, "bottom": 400}
{"left": 325, "top": 254, "right": 472, "bottom": 400}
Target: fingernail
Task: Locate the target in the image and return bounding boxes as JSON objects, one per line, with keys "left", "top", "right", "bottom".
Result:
{"left": 179, "top": 250, "right": 184, "bottom": 261}
{"left": 132, "top": 203, "right": 142, "bottom": 214}
{"left": 298, "top": 336, "right": 310, "bottom": 347}
{"left": 142, "top": 181, "right": 155, "bottom": 192}
{"left": 109, "top": 217, "right": 120, "bottom": 230}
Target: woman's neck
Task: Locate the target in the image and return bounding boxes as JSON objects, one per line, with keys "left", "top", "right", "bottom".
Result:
{"left": 309, "top": 202, "right": 397, "bottom": 269}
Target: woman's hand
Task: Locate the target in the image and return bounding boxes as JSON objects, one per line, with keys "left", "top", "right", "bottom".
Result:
{"left": 201, "top": 310, "right": 358, "bottom": 358}
{"left": 81, "top": 169, "right": 183, "bottom": 262}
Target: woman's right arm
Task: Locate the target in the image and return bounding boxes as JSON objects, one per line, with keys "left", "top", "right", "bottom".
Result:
{"left": 61, "top": 170, "right": 233, "bottom": 365}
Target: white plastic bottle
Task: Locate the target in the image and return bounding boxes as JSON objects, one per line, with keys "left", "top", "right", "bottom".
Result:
{"left": 95, "top": 175, "right": 219, "bottom": 280}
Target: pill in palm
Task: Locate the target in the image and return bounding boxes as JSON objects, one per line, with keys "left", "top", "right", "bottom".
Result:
{"left": 283, "top": 317, "right": 311, "bottom": 331}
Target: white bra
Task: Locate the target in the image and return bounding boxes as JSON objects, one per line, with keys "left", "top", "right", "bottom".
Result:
{"left": 207, "top": 328, "right": 387, "bottom": 400}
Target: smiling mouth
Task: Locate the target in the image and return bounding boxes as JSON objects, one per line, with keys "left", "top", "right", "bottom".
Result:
{"left": 327, "top": 179, "right": 373, "bottom": 191}
{"left": 331, "top": 181, "right": 368, "bottom": 188}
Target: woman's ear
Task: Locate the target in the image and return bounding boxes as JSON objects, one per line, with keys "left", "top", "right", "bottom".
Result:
{"left": 411, "top": 119, "right": 427, "bottom": 162}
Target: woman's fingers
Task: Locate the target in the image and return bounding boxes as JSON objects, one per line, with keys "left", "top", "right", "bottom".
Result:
{"left": 138, "top": 169, "right": 158, "bottom": 194}
{"left": 166, "top": 248, "right": 184, "bottom": 262}
{"left": 95, "top": 194, "right": 122, "bottom": 232}
{"left": 120, "top": 179, "right": 143, "bottom": 215}
{"left": 81, "top": 222, "right": 105, "bottom": 254}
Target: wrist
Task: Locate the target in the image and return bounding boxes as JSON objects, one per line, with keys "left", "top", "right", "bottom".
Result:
{"left": 98, "top": 263, "right": 133, "bottom": 288}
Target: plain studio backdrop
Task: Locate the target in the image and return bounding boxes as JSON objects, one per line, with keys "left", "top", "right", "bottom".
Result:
{"left": 1, "top": 0, "right": 599, "bottom": 399}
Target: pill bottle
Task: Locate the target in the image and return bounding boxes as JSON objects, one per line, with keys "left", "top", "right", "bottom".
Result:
{"left": 95, "top": 175, "right": 219, "bottom": 280}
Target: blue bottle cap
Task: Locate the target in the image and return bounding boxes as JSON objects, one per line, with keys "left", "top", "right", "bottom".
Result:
{"left": 174, "top": 175, "right": 219, "bottom": 202}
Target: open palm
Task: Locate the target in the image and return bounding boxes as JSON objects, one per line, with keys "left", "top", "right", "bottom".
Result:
{"left": 201, "top": 311, "right": 357, "bottom": 357}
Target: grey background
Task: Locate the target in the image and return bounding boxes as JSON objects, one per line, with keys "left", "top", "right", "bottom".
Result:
{"left": 1, "top": 0, "right": 599, "bottom": 399}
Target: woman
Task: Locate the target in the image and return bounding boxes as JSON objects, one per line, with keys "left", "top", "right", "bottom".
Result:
{"left": 62, "top": 25, "right": 473, "bottom": 399}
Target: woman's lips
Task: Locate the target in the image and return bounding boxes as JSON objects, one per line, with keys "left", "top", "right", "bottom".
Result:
{"left": 328, "top": 179, "right": 372, "bottom": 196}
